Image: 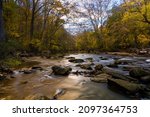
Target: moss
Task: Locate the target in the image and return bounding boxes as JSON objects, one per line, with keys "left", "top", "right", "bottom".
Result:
{"left": 1, "top": 58, "right": 40, "bottom": 69}
{"left": 3, "top": 58, "right": 22, "bottom": 67}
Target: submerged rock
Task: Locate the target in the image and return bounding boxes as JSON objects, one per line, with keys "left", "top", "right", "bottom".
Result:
{"left": 107, "top": 78, "right": 145, "bottom": 95}
{"left": 53, "top": 88, "right": 65, "bottom": 99}
{"left": 91, "top": 73, "right": 111, "bottom": 83}
{"left": 129, "top": 68, "right": 149, "bottom": 78}
{"left": 52, "top": 65, "right": 72, "bottom": 76}
{"left": 69, "top": 59, "right": 84, "bottom": 63}
{"left": 20, "top": 81, "right": 28, "bottom": 84}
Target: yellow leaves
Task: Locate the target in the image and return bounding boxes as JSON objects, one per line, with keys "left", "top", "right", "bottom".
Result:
{"left": 138, "top": 34, "right": 150, "bottom": 47}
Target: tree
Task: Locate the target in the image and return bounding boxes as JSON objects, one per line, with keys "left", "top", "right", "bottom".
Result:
{"left": 0, "top": 0, "right": 5, "bottom": 40}
{"left": 72, "top": 0, "right": 111, "bottom": 40}
{"left": 123, "top": 0, "right": 150, "bottom": 25}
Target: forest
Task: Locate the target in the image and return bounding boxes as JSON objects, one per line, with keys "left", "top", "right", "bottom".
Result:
{"left": 0, "top": 0, "right": 150, "bottom": 59}
{"left": 0, "top": 0, "right": 150, "bottom": 100}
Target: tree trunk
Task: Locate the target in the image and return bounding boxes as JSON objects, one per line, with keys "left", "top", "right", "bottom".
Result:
{"left": 0, "top": 0, "right": 5, "bottom": 41}
{"left": 30, "top": 8, "right": 35, "bottom": 40}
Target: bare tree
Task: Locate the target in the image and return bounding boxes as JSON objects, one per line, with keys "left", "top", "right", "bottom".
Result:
{"left": 72, "top": 0, "right": 111, "bottom": 39}
{"left": 41, "top": 0, "right": 54, "bottom": 41}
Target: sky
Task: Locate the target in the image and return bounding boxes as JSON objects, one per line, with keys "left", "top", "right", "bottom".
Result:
{"left": 61, "top": 0, "right": 123, "bottom": 35}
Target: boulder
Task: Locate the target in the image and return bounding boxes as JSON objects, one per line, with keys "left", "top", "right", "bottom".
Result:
{"left": 69, "top": 59, "right": 84, "bottom": 63}
{"left": 107, "top": 78, "right": 145, "bottom": 94}
{"left": 91, "top": 73, "right": 111, "bottom": 83}
{"left": 52, "top": 66, "right": 72, "bottom": 76}
{"left": 86, "top": 58, "right": 93, "bottom": 62}
{"left": 78, "top": 64, "right": 92, "bottom": 70}
{"left": 103, "top": 67, "right": 137, "bottom": 81}
{"left": 94, "top": 64, "right": 103, "bottom": 71}
{"left": 129, "top": 68, "right": 150, "bottom": 78}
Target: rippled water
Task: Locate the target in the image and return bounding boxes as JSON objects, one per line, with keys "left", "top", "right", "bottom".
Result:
{"left": 0, "top": 53, "right": 149, "bottom": 100}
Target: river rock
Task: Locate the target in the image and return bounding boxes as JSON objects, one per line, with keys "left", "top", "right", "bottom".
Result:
{"left": 66, "top": 57, "right": 75, "bottom": 60}
{"left": 78, "top": 64, "right": 92, "bottom": 70}
{"left": 86, "top": 58, "right": 93, "bottom": 62}
{"left": 94, "top": 64, "right": 103, "bottom": 71}
{"left": 107, "top": 78, "right": 145, "bottom": 94}
{"left": 52, "top": 66, "right": 72, "bottom": 76}
{"left": 129, "top": 68, "right": 149, "bottom": 78}
{"left": 107, "top": 63, "right": 118, "bottom": 68}
{"left": 53, "top": 88, "right": 65, "bottom": 99}
{"left": 91, "top": 73, "right": 111, "bottom": 83}
{"left": 100, "top": 57, "right": 108, "bottom": 60}
{"left": 140, "top": 76, "right": 150, "bottom": 84}
{"left": 114, "top": 58, "right": 133, "bottom": 65}
{"left": 0, "top": 66, "right": 13, "bottom": 74}
{"left": 23, "top": 70, "right": 34, "bottom": 74}
{"left": 0, "top": 74, "right": 6, "bottom": 81}
{"left": 32, "top": 66, "right": 43, "bottom": 70}
{"left": 103, "top": 67, "right": 138, "bottom": 81}
{"left": 20, "top": 81, "right": 28, "bottom": 84}
{"left": 69, "top": 59, "right": 84, "bottom": 63}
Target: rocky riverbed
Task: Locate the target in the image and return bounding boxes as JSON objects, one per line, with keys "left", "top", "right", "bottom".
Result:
{"left": 0, "top": 53, "right": 150, "bottom": 100}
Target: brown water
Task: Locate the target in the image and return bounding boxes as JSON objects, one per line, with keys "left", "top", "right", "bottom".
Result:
{"left": 1, "top": 54, "right": 149, "bottom": 100}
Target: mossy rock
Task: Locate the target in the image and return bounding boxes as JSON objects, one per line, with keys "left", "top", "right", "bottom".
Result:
{"left": 129, "top": 68, "right": 149, "bottom": 78}
{"left": 52, "top": 65, "right": 72, "bottom": 76}
{"left": 69, "top": 59, "right": 84, "bottom": 63}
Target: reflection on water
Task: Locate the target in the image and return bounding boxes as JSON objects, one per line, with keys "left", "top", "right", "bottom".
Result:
{"left": 0, "top": 54, "right": 149, "bottom": 100}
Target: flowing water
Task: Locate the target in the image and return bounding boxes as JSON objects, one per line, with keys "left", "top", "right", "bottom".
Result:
{"left": 0, "top": 53, "right": 150, "bottom": 100}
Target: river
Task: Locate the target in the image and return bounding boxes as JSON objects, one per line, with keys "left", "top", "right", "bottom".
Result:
{"left": 0, "top": 53, "right": 150, "bottom": 100}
